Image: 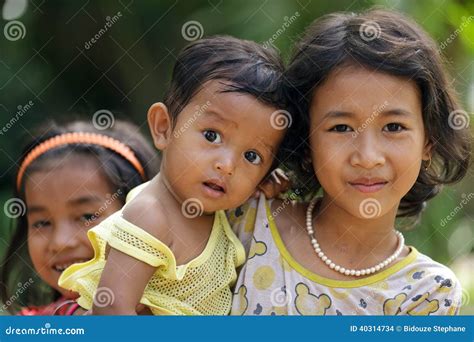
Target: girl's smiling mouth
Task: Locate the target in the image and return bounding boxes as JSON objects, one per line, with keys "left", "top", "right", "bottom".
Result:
{"left": 349, "top": 177, "right": 388, "bottom": 194}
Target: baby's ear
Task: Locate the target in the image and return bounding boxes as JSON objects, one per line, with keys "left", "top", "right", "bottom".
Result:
{"left": 147, "top": 103, "right": 172, "bottom": 150}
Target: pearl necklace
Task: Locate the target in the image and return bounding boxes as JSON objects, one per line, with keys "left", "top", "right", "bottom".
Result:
{"left": 306, "top": 197, "right": 405, "bottom": 277}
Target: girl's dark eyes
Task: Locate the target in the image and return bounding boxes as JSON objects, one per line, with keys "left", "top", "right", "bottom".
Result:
{"left": 330, "top": 123, "right": 406, "bottom": 133}
{"left": 31, "top": 220, "right": 51, "bottom": 229}
{"left": 330, "top": 124, "right": 352, "bottom": 133}
{"left": 244, "top": 151, "right": 262, "bottom": 165}
{"left": 384, "top": 123, "right": 405, "bottom": 132}
{"left": 203, "top": 130, "right": 222, "bottom": 143}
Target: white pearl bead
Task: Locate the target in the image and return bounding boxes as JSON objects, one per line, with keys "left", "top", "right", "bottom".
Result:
{"left": 318, "top": 252, "right": 324, "bottom": 258}
{"left": 311, "top": 239, "right": 317, "bottom": 244}
{"left": 316, "top": 248, "right": 321, "bottom": 253}
{"left": 308, "top": 229, "right": 314, "bottom": 234}
{"left": 321, "top": 255, "right": 327, "bottom": 261}
{"left": 334, "top": 265, "right": 340, "bottom": 271}
{"left": 325, "top": 259, "right": 331, "bottom": 265}
{"left": 370, "top": 267, "right": 376, "bottom": 273}
{"left": 340, "top": 267, "right": 346, "bottom": 273}
{"left": 383, "top": 260, "right": 389, "bottom": 266}
{"left": 344, "top": 270, "right": 351, "bottom": 276}
{"left": 375, "top": 265, "right": 381, "bottom": 271}
{"left": 360, "top": 270, "right": 366, "bottom": 276}
{"left": 355, "top": 271, "right": 361, "bottom": 276}
{"left": 329, "top": 263, "right": 335, "bottom": 269}
{"left": 350, "top": 270, "right": 355, "bottom": 276}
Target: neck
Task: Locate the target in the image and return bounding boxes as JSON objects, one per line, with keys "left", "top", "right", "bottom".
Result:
{"left": 151, "top": 172, "right": 214, "bottom": 226}
{"left": 313, "top": 194, "right": 400, "bottom": 267}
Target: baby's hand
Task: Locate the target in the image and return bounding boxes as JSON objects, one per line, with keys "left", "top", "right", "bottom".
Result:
{"left": 253, "top": 168, "right": 290, "bottom": 199}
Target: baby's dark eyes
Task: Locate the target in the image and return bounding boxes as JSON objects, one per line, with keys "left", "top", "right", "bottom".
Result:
{"left": 80, "top": 213, "right": 97, "bottom": 223}
{"left": 244, "top": 151, "right": 262, "bottom": 165}
{"left": 203, "top": 130, "right": 222, "bottom": 143}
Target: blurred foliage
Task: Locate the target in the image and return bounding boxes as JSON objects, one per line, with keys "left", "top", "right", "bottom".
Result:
{"left": 0, "top": 0, "right": 472, "bottom": 313}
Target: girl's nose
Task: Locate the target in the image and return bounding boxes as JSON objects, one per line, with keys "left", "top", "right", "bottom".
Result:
{"left": 350, "top": 132, "right": 385, "bottom": 169}
{"left": 49, "top": 221, "right": 80, "bottom": 253}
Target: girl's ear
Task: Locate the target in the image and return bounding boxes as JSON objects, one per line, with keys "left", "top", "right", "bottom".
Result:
{"left": 147, "top": 103, "right": 173, "bottom": 150}
{"left": 422, "top": 138, "right": 433, "bottom": 161}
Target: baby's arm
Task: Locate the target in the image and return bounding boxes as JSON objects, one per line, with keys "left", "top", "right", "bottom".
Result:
{"left": 92, "top": 247, "right": 155, "bottom": 315}
{"left": 93, "top": 195, "right": 167, "bottom": 315}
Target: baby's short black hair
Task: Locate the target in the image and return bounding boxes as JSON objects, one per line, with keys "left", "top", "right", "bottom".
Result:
{"left": 163, "top": 35, "right": 287, "bottom": 122}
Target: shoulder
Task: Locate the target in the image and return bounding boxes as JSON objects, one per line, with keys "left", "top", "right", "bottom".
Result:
{"left": 400, "top": 249, "right": 462, "bottom": 314}
{"left": 270, "top": 198, "right": 306, "bottom": 231}
{"left": 409, "top": 250, "right": 460, "bottom": 287}
{"left": 121, "top": 185, "right": 170, "bottom": 242}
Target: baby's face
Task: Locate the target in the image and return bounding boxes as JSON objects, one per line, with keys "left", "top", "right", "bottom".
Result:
{"left": 161, "top": 80, "right": 286, "bottom": 212}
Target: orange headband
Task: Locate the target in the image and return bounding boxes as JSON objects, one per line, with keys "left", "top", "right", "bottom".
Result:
{"left": 16, "top": 132, "right": 146, "bottom": 190}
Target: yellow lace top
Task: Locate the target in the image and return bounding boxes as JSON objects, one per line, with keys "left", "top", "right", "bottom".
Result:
{"left": 58, "top": 187, "right": 246, "bottom": 315}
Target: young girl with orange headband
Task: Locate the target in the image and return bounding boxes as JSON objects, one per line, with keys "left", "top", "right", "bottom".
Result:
{"left": 1, "top": 120, "right": 157, "bottom": 315}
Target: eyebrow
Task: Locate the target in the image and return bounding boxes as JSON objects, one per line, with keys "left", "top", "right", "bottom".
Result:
{"left": 323, "top": 108, "right": 414, "bottom": 120}
{"left": 27, "top": 206, "right": 47, "bottom": 214}
{"left": 27, "top": 196, "right": 104, "bottom": 214}
{"left": 203, "top": 110, "right": 238, "bottom": 128}
{"left": 68, "top": 195, "right": 104, "bottom": 206}
{"left": 257, "top": 139, "right": 275, "bottom": 154}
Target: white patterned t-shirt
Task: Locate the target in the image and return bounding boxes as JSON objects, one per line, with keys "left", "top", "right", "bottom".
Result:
{"left": 227, "top": 196, "right": 462, "bottom": 315}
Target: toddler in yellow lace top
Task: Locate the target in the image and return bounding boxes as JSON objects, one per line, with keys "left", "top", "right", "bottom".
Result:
{"left": 59, "top": 36, "right": 289, "bottom": 315}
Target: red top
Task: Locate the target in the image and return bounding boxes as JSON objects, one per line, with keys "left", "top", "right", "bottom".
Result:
{"left": 17, "top": 297, "right": 80, "bottom": 316}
